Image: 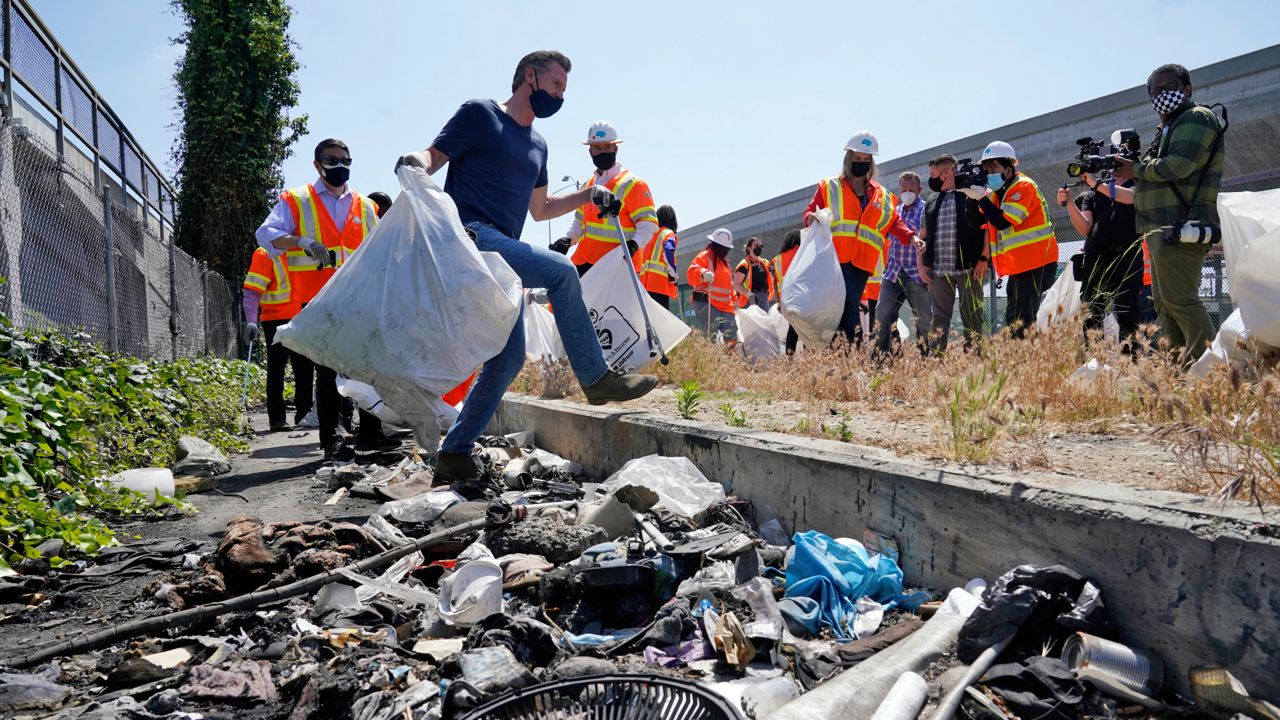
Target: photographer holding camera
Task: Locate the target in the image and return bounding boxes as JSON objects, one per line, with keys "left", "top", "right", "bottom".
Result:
{"left": 1116, "top": 62, "right": 1227, "bottom": 366}
{"left": 1058, "top": 159, "right": 1142, "bottom": 354}
{"left": 960, "top": 141, "right": 1059, "bottom": 339}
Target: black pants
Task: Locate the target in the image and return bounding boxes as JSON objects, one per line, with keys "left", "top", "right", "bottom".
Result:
{"left": 575, "top": 262, "right": 592, "bottom": 278}
{"left": 261, "top": 319, "right": 308, "bottom": 427}
{"left": 836, "top": 263, "right": 871, "bottom": 347}
{"left": 785, "top": 325, "right": 798, "bottom": 355}
{"left": 648, "top": 290, "right": 670, "bottom": 310}
{"left": 1082, "top": 250, "right": 1144, "bottom": 354}
{"left": 314, "top": 363, "right": 342, "bottom": 449}
{"left": 289, "top": 344, "right": 315, "bottom": 424}
{"left": 1005, "top": 263, "right": 1057, "bottom": 339}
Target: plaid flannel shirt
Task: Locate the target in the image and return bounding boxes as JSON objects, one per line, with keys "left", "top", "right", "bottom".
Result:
{"left": 1131, "top": 103, "right": 1225, "bottom": 235}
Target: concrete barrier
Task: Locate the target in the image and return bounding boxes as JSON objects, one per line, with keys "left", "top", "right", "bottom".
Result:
{"left": 491, "top": 394, "right": 1280, "bottom": 695}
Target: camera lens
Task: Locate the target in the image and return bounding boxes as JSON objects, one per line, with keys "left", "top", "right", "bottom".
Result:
{"left": 1067, "top": 162, "right": 1084, "bottom": 177}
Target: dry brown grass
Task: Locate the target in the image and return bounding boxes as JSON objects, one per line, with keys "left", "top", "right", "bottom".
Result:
{"left": 512, "top": 322, "right": 1279, "bottom": 505}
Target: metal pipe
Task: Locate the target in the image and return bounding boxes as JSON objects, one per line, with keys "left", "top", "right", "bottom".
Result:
{"left": 635, "top": 513, "right": 675, "bottom": 552}
{"left": 928, "top": 633, "right": 1014, "bottom": 720}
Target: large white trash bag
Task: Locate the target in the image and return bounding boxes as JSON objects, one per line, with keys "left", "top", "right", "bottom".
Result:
{"left": 523, "top": 295, "right": 565, "bottom": 363}
{"left": 737, "top": 304, "right": 783, "bottom": 361}
{"left": 1227, "top": 227, "right": 1280, "bottom": 348}
{"left": 781, "top": 209, "right": 843, "bottom": 348}
{"left": 1036, "top": 267, "right": 1081, "bottom": 329}
{"left": 579, "top": 245, "right": 690, "bottom": 372}
{"left": 278, "top": 166, "right": 522, "bottom": 450}
{"left": 336, "top": 377, "right": 405, "bottom": 425}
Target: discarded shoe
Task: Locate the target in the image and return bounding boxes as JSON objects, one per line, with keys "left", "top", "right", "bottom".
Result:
{"left": 323, "top": 440, "right": 355, "bottom": 462}
{"left": 582, "top": 370, "right": 658, "bottom": 406}
{"left": 434, "top": 451, "right": 479, "bottom": 486}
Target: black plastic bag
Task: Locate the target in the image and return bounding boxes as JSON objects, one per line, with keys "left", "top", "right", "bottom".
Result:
{"left": 958, "top": 564, "right": 1110, "bottom": 663}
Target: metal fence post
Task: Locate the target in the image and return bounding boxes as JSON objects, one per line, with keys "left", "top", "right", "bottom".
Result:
{"left": 201, "top": 261, "right": 210, "bottom": 356}
{"left": 163, "top": 202, "right": 178, "bottom": 360}
{"left": 102, "top": 186, "right": 118, "bottom": 353}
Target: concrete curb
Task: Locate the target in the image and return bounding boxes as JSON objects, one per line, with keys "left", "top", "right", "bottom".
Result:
{"left": 491, "top": 394, "right": 1280, "bottom": 695}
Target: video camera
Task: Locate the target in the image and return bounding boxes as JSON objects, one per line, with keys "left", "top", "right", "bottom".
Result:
{"left": 1067, "top": 129, "right": 1140, "bottom": 177}
{"left": 954, "top": 158, "right": 987, "bottom": 189}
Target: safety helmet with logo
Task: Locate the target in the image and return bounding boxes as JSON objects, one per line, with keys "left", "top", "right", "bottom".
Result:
{"left": 707, "top": 228, "right": 734, "bottom": 248}
{"left": 980, "top": 141, "right": 1018, "bottom": 164}
{"left": 843, "top": 131, "right": 880, "bottom": 156}
{"left": 584, "top": 121, "right": 623, "bottom": 145}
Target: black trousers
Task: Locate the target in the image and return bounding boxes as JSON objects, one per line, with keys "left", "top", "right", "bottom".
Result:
{"left": 1082, "top": 250, "right": 1144, "bottom": 354}
{"left": 785, "top": 325, "right": 798, "bottom": 355}
{"left": 261, "top": 319, "right": 308, "bottom": 427}
{"left": 647, "top": 290, "right": 671, "bottom": 310}
{"left": 575, "top": 262, "right": 592, "bottom": 278}
{"left": 1005, "top": 262, "right": 1057, "bottom": 338}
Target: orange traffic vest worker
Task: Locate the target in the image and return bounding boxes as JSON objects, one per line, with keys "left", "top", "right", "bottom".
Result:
{"left": 564, "top": 121, "right": 659, "bottom": 276}
{"left": 803, "top": 131, "right": 918, "bottom": 345}
{"left": 631, "top": 204, "right": 680, "bottom": 310}
{"left": 242, "top": 247, "right": 303, "bottom": 432}
{"left": 687, "top": 228, "right": 738, "bottom": 343}
{"left": 968, "top": 140, "right": 1058, "bottom": 338}
{"left": 733, "top": 236, "right": 774, "bottom": 310}
{"left": 254, "top": 138, "right": 381, "bottom": 461}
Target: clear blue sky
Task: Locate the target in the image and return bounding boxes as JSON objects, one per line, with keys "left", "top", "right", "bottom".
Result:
{"left": 30, "top": 0, "right": 1280, "bottom": 243}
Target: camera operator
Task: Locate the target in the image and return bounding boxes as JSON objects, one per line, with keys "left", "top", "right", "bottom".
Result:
{"left": 1058, "top": 163, "right": 1142, "bottom": 355}
{"left": 1116, "top": 62, "right": 1226, "bottom": 366}
{"left": 960, "top": 141, "right": 1059, "bottom": 339}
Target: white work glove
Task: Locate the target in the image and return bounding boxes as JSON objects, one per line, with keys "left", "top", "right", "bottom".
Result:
{"left": 700, "top": 270, "right": 714, "bottom": 284}
{"left": 811, "top": 208, "right": 833, "bottom": 227}
{"left": 395, "top": 151, "right": 429, "bottom": 172}
{"left": 300, "top": 237, "right": 333, "bottom": 268}
{"left": 959, "top": 186, "right": 987, "bottom": 201}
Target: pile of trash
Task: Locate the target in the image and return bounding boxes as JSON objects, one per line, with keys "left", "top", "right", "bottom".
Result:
{"left": 1, "top": 439, "right": 1274, "bottom": 720}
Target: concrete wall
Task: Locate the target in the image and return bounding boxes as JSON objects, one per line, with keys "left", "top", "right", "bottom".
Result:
{"left": 491, "top": 395, "right": 1280, "bottom": 695}
{"left": 677, "top": 44, "right": 1280, "bottom": 276}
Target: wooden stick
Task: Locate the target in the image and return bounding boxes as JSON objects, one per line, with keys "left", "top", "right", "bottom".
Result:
{"left": 7, "top": 517, "right": 490, "bottom": 669}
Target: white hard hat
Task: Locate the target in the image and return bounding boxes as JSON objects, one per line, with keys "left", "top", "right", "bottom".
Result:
{"left": 708, "top": 228, "right": 733, "bottom": 248}
{"left": 584, "top": 121, "right": 622, "bottom": 145}
{"left": 981, "top": 141, "right": 1017, "bottom": 163}
{"left": 843, "top": 130, "right": 879, "bottom": 156}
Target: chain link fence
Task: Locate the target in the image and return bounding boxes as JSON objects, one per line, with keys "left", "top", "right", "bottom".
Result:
{"left": 0, "top": 117, "right": 238, "bottom": 359}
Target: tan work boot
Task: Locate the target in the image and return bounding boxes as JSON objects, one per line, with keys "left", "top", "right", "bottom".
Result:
{"left": 582, "top": 369, "right": 659, "bottom": 406}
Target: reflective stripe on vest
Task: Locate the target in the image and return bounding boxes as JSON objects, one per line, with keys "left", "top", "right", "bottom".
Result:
{"left": 282, "top": 185, "right": 374, "bottom": 272}
{"left": 990, "top": 176, "right": 1057, "bottom": 275}
{"left": 578, "top": 171, "right": 646, "bottom": 247}
{"left": 824, "top": 177, "right": 894, "bottom": 271}
{"left": 640, "top": 228, "right": 673, "bottom": 276}
{"left": 243, "top": 254, "right": 292, "bottom": 305}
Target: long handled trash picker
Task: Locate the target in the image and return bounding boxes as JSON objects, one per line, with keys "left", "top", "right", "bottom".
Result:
{"left": 612, "top": 213, "right": 669, "bottom": 366}
{"left": 240, "top": 337, "right": 255, "bottom": 412}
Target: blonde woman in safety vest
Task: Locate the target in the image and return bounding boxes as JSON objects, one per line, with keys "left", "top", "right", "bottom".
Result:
{"left": 255, "top": 138, "right": 379, "bottom": 462}
{"left": 687, "top": 228, "right": 737, "bottom": 343}
{"left": 960, "top": 141, "right": 1059, "bottom": 338}
{"left": 558, "top": 121, "right": 659, "bottom": 278}
{"left": 803, "top": 131, "right": 922, "bottom": 347}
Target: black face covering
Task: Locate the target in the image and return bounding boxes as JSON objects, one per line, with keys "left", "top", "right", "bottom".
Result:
{"left": 849, "top": 161, "right": 872, "bottom": 178}
{"left": 591, "top": 152, "right": 616, "bottom": 172}
{"left": 928, "top": 176, "right": 944, "bottom": 193}
{"left": 323, "top": 165, "right": 350, "bottom": 187}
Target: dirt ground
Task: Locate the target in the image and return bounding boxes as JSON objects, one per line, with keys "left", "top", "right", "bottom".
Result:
{"left": 516, "top": 386, "right": 1189, "bottom": 495}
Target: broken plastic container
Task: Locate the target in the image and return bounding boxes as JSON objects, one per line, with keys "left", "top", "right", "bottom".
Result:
{"left": 106, "top": 468, "right": 175, "bottom": 499}
{"left": 438, "top": 544, "right": 503, "bottom": 627}
{"left": 603, "top": 455, "right": 726, "bottom": 518}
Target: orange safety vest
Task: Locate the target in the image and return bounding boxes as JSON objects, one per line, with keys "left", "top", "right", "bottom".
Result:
{"left": 687, "top": 248, "right": 735, "bottom": 313}
{"left": 986, "top": 174, "right": 1058, "bottom": 277}
{"left": 280, "top": 184, "right": 378, "bottom": 302}
{"left": 862, "top": 252, "right": 884, "bottom": 302}
{"left": 819, "top": 176, "right": 898, "bottom": 273}
{"left": 1142, "top": 238, "right": 1152, "bottom": 286}
{"left": 633, "top": 227, "right": 678, "bottom": 297}
{"left": 572, "top": 170, "right": 658, "bottom": 266}
{"left": 734, "top": 256, "right": 775, "bottom": 307}
{"left": 772, "top": 247, "right": 797, "bottom": 287}
{"left": 243, "top": 247, "right": 300, "bottom": 322}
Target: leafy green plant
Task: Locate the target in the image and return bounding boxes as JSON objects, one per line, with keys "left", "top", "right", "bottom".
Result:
{"left": 0, "top": 319, "right": 258, "bottom": 566}
{"left": 719, "top": 402, "right": 748, "bottom": 428}
{"left": 674, "top": 380, "right": 704, "bottom": 419}
{"left": 836, "top": 412, "right": 854, "bottom": 442}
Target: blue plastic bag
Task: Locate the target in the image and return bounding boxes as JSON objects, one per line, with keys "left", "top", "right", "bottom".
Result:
{"left": 782, "top": 531, "right": 919, "bottom": 640}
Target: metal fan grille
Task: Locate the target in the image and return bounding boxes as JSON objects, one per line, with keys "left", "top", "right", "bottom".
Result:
{"left": 461, "top": 673, "right": 742, "bottom": 720}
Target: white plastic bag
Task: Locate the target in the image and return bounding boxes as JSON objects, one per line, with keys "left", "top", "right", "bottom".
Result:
{"left": 781, "top": 209, "right": 843, "bottom": 348}
{"left": 1036, "top": 266, "right": 1081, "bottom": 328}
{"left": 1190, "top": 309, "right": 1252, "bottom": 377}
{"left": 277, "top": 166, "right": 522, "bottom": 450}
{"left": 579, "top": 245, "right": 690, "bottom": 372}
{"left": 336, "top": 377, "right": 405, "bottom": 426}
{"left": 376, "top": 489, "right": 464, "bottom": 523}
{"left": 1231, "top": 227, "right": 1280, "bottom": 347}
{"left": 523, "top": 295, "right": 565, "bottom": 363}
{"left": 737, "top": 305, "right": 783, "bottom": 362}
{"left": 602, "top": 455, "right": 726, "bottom": 518}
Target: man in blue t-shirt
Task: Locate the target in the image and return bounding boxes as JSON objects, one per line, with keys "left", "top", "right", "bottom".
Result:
{"left": 397, "top": 50, "right": 658, "bottom": 486}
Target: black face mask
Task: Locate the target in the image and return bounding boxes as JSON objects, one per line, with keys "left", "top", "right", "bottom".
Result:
{"left": 529, "top": 75, "right": 564, "bottom": 118}
{"left": 750, "top": 246, "right": 761, "bottom": 256}
{"left": 849, "top": 161, "right": 872, "bottom": 178}
{"left": 928, "top": 176, "right": 944, "bottom": 193}
{"left": 322, "top": 165, "right": 350, "bottom": 187}
{"left": 591, "top": 152, "right": 616, "bottom": 172}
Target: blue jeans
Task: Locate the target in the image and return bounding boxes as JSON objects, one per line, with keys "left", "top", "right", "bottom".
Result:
{"left": 836, "top": 263, "right": 871, "bottom": 345}
{"left": 441, "top": 222, "right": 609, "bottom": 454}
